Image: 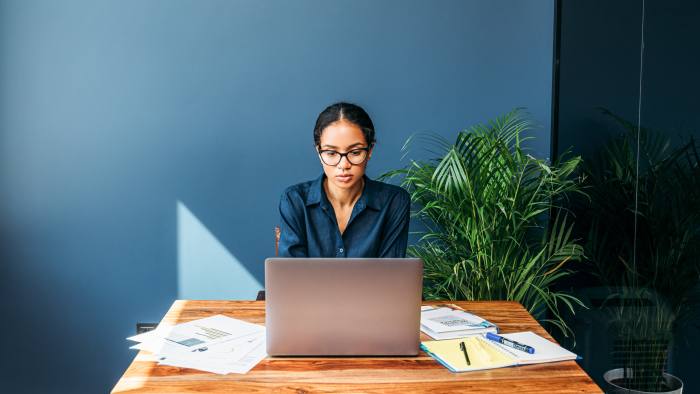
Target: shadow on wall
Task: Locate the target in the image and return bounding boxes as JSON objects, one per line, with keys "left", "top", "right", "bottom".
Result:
{"left": 177, "top": 201, "right": 262, "bottom": 300}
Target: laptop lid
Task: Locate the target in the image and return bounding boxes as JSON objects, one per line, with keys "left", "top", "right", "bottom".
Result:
{"left": 265, "top": 258, "right": 423, "bottom": 356}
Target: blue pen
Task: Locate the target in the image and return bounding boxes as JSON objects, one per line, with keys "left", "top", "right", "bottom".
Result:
{"left": 486, "top": 332, "right": 535, "bottom": 354}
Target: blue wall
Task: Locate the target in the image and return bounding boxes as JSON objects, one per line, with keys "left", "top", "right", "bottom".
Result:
{"left": 0, "top": 0, "right": 554, "bottom": 392}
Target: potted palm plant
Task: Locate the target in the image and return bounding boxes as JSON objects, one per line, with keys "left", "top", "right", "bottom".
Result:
{"left": 381, "top": 109, "right": 586, "bottom": 336}
{"left": 580, "top": 110, "right": 698, "bottom": 393}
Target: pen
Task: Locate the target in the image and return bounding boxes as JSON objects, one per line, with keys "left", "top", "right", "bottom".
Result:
{"left": 459, "top": 341, "right": 470, "bottom": 365}
{"left": 485, "top": 332, "right": 535, "bottom": 354}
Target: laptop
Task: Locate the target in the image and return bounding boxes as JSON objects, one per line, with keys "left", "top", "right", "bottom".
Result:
{"left": 265, "top": 258, "right": 423, "bottom": 356}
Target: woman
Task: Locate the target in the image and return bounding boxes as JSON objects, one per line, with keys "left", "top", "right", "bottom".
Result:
{"left": 278, "top": 102, "right": 410, "bottom": 258}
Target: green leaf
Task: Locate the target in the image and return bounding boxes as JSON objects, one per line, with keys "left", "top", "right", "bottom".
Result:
{"left": 379, "top": 108, "right": 586, "bottom": 338}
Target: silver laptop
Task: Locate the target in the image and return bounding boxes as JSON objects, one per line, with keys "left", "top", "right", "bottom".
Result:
{"left": 265, "top": 258, "right": 423, "bottom": 356}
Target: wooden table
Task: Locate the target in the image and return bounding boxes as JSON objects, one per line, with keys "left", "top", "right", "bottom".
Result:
{"left": 112, "top": 300, "right": 602, "bottom": 393}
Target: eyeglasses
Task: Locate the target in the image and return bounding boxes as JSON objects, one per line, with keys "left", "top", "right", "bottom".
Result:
{"left": 318, "top": 147, "right": 370, "bottom": 166}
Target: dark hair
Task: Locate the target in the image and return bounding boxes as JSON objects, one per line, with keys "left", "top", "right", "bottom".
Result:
{"left": 313, "top": 102, "right": 376, "bottom": 148}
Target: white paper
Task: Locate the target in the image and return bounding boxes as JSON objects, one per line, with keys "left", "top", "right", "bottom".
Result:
{"left": 490, "top": 331, "right": 578, "bottom": 364}
{"left": 421, "top": 307, "right": 493, "bottom": 333}
{"left": 158, "top": 336, "right": 267, "bottom": 375}
{"left": 128, "top": 315, "right": 263, "bottom": 353}
{"left": 127, "top": 314, "right": 267, "bottom": 375}
{"left": 420, "top": 323, "right": 497, "bottom": 340}
{"left": 158, "top": 332, "right": 264, "bottom": 363}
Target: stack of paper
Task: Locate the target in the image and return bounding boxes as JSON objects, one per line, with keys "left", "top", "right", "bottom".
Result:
{"left": 127, "top": 314, "right": 266, "bottom": 375}
{"left": 420, "top": 306, "right": 498, "bottom": 340}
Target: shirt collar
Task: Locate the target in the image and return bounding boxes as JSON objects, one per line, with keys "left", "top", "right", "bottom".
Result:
{"left": 305, "top": 173, "right": 381, "bottom": 211}
{"left": 305, "top": 173, "right": 325, "bottom": 206}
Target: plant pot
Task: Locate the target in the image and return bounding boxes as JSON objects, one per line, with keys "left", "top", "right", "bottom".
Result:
{"left": 604, "top": 368, "right": 683, "bottom": 394}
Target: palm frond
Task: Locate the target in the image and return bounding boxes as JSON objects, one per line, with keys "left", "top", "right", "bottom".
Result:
{"left": 381, "top": 109, "right": 586, "bottom": 336}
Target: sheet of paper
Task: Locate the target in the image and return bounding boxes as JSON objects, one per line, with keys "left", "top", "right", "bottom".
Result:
{"left": 127, "top": 314, "right": 267, "bottom": 375}
{"left": 132, "top": 330, "right": 262, "bottom": 359}
{"left": 158, "top": 336, "right": 267, "bottom": 375}
{"left": 128, "top": 314, "right": 263, "bottom": 354}
{"left": 421, "top": 308, "right": 491, "bottom": 333}
{"left": 158, "top": 332, "right": 264, "bottom": 363}
{"left": 491, "top": 331, "right": 578, "bottom": 364}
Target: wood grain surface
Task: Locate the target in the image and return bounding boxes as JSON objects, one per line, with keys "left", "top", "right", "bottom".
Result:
{"left": 111, "top": 300, "right": 602, "bottom": 393}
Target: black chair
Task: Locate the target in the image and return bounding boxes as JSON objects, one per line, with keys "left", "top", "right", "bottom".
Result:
{"left": 135, "top": 322, "right": 158, "bottom": 334}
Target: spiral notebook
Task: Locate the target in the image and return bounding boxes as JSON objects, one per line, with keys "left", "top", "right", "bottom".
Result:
{"left": 420, "top": 331, "right": 578, "bottom": 372}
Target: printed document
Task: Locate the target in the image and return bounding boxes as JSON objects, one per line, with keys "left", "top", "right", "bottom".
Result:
{"left": 127, "top": 314, "right": 266, "bottom": 375}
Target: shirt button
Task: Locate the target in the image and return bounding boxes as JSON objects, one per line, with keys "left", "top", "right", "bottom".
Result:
{"left": 339, "top": 248, "right": 344, "bottom": 253}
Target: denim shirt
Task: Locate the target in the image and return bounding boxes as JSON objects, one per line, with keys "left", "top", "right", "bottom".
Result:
{"left": 278, "top": 173, "right": 410, "bottom": 258}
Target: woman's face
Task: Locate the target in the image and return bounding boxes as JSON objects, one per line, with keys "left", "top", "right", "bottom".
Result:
{"left": 317, "top": 119, "right": 372, "bottom": 191}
